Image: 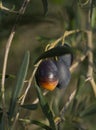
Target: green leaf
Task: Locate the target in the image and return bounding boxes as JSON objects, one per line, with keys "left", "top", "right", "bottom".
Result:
{"left": 1, "top": 114, "right": 10, "bottom": 130}
{"left": 80, "top": 102, "right": 96, "bottom": 117}
{"left": 0, "top": 108, "right": 3, "bottom": 122}
{"left": 0, "top": 74, "right": 15, "bottom": 79}
{"left": 42, "top": 0, "right": 48, "bottom": 15}
{"left": 31, "top": 120, "right": 51, "bottom": 130}
{"left": 21, "top": 104, "right": 38, "bottom": 110}
{"left": 34, "top": 46, "right": 73, "bottom": 64}
{"left": 20, "top": 118, "right": 51, "bottom": 130}
{"left": 74, "top": 76, "right": 86, "bottom": 100}
{"left": 59, "top": 120, "right": 80, "bottom": 130}
{"left": 8, "top": 51, "right": 30, "bottom": 119}
{"left": 35, "top": 84, "right": 56, "bottom": 130}
{"left": 66, "top": 76, "right": 86, "bottom": 118}
{"left": 67, "top": 75, "right": 95, "bottom": 119}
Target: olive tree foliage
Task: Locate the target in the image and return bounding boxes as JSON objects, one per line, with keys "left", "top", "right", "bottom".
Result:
{"left": 0, "top": 0, "right": 96, "bottom": 130}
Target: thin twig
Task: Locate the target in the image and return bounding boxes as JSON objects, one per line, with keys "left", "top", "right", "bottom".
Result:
{"left": 1, "top": 29, "right": 15, "bottom": 129}
{"left": 60, "top": 90, "right": 76, "bottom": 116}
{"left": 46, "top": 29, "right": 80, "bottom": 50}
{"left": 86, "top": 0, "right": 96, "bottom": 96}
{"left": 86, "top": 31, "right": 96, "bottom": 96}
{"left": 87, "top": 31, "right": 93, "bottom": 77}
{"left": 70, "top": 54, "right": 87, "bottom": 73}
{"left": 58, "top": 54, "right": 87, "bottom": 118}
{"left": 1, "top": 0, "right": 30, "bottom": 129}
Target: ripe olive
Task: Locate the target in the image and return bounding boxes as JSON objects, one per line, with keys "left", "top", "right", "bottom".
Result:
{"left": 58, "top": 53, "right": 73, "bottom": 68}
{"left": 58, "top": 43, "right": 73, "bottom": 68}
{"left": 35, "top": 59, "right": 59, "bottom": 91}
{"left": 54, "top": 59, "right": 71, "bottom": 89}
{"left": 35, "top": 44, "right": 72, "bottom": 91}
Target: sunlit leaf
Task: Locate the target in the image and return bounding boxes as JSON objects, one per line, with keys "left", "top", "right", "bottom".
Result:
{"left": 8, "top": 51, "right": 30, "bottom": 119}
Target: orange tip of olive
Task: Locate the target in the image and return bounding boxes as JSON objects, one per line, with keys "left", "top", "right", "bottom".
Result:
{"left": 39, "top": 80, "right": 59, "bottom": 91}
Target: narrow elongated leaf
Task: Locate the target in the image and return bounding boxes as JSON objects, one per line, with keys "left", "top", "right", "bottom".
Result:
{"left": 35, "top": 84, "right": 56, "bottom": 130}
{"left": 0, "top": 108, "right": 3, "bottom": 122}
{"left": 0, "top": 74, "right": 15, "bottom": 79}
{"left": 8, "top": 51, "right": 30, "bottom": 119}
{"left": 68, "top": 76, "right": 86, "bottom": 115}
{"left": 34, "top": 46, "right": 73, "bottom": 64}
{"left": 80, "top": 102, "right": 96, "bottom": 117}
{"left": 60, "top": 120, "right": 81, "bottom": 130}
{"left": 42, "top": 0, "right": 48, "bottom": 15}
{"left": 21, "top": 104, "right": 38, "bottom": 110}
{"left": 74, "top": 76, "right": 86, "bottom": 99}
{"left": 20, "top": 118, "right": 51, "bottom": 130}
{"left": 31, "top": 120, "right": 51, "bottom": 130}
{"left": 1, "top": 115, "right": 10, "bottom": 130}
{"left": 68, "top": 75, "right": 96, "bottom": 118}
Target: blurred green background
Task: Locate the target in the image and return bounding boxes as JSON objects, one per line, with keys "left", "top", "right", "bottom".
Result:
{"left": 0, "top": 0, "right": 96, "bottom": 130}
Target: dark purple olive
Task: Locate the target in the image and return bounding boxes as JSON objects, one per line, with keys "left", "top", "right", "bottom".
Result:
{"left": 35, "top": 59, "right": 59, "bottom": 91}
{"left": 58, "top": 43, "right": 73, "bottom": 68}
{"left": 35, "top": 43, "right": 72, "bottom": 91}
{"left": 58, "top": 53, "right": 73, "bottom": 68}
{"left": 54, "top": 59, "right": 71, "bottom": 89}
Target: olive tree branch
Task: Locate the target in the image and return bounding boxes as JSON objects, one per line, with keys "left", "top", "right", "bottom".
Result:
{"left": 86, "top": 30, "right": 96, "bottom": 96}
{"left": 0, "top": 1, "right": 19, "bottom": 14}
{"left": 86, "top": 0, "right": 96, "bottom": 96}
{"left": 45, "top": 29, "right": 80, "bottom": 50}
{"left": 1, "top": 0, "right": 30, "bottom": 129}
